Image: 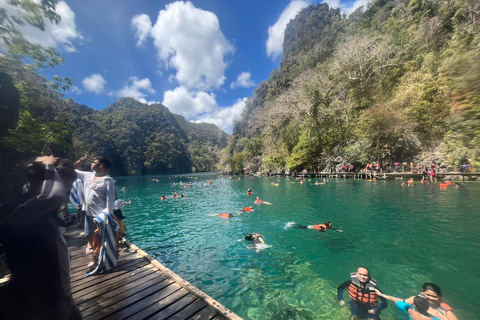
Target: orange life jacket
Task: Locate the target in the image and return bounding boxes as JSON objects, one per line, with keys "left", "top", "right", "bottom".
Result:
{"left": 437, "top": 302, "right": 453, "bottom": 315}
{"left": 312, "top": 224, "right": 327, "bottom": 231}
{"left": 244, "top": 207, "right": 253, "bottom": 212}
{"left": 348, "top": 273, "right": 379, "bottom": 308}
{"left": 219, "top": 213, "right": 231, "bottom": 218}
{"left": 256, "top": 199, "right": 263, "bottom": 203}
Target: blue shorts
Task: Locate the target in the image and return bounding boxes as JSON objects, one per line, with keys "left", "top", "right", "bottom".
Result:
{"left": 84, "top": 216, "right": 96, "bottom": 236}
{"left": 349, "top": 301, "right": 381, "bottom": 320}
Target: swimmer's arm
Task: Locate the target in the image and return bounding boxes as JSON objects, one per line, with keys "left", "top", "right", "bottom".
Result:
{"left": 375, "top": 293, "right": 388, "bottom": 311}
{"left": 5, "top": 164, "right": 65, "bottom": 228}
{"left": 408, "top": 308, "right": 433, "bottom": 320}
{"left": 373, "top": 288, "right": 401, "bottom": 302}
{"left": 337, "top": 280, "right": 351, "bottom": 303}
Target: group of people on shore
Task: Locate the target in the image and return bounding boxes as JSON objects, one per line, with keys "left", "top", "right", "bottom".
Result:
{"left": 337, "top": 267, "right": 458, "bottom": 320}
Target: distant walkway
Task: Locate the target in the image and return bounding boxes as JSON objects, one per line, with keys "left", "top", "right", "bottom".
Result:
{"left": 292, "top": 172, "right": 479, "bottom": 181}
{"left": 65, "top": 227, "right": 242, "bottom": 320}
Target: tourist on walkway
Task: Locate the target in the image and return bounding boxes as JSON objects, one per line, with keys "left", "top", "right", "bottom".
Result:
{"left": 74, "top": 156, "right": 117, "bottom": 269}
{"left": 337, "top": 266, "right": 387, "bottom": 320}
{"left": 0, "top": 156, "right": 80, "bottom": 319}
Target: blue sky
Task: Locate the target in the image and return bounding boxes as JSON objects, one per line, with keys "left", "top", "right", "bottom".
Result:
{"left": 2, "top": 0, "right": 369, "bottom": 132}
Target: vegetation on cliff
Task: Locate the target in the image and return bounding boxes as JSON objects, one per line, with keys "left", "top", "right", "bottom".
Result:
{"left": 222, "top": 0, "right": 480, "bottom": 174}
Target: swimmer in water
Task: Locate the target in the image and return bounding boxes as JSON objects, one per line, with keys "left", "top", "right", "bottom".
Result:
{"left": 160, "top": 195, "right": 167, "bottom": 201}
{"left": 238, "top": 206, "right": 254, "bottom": 214}
{"left": 247, "top": 188, "right": 253, "bottom": 195}
{"left": 218, "top": 213, "right": 233, "bottom": 218}
{"left": 255, "top": 197, "right": 263, "bottom": 204}
{"left": 244, "top": 233, "right": 265, "bottom": 245}
{"left": 286, "top": 221, "right": 342, "bottom": 232}
{"left": 373, "top": 289, "right": 438, "bottom": 320}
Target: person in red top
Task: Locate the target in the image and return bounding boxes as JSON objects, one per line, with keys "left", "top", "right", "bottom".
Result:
{"left": 287, "top": 221, "right": 335, "bottom": 232}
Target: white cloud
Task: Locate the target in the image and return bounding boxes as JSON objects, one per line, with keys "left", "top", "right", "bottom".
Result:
{"left": 131, "top": 14, "right": 152, "bottom": 47}
{"left": 0, "top": 0, "right": 83, "bottom": 52}
{"left": 162, "top": 86, "right": 217, "bottom": 118}
{"left": 266, "top": 0, "right": 309, "bottom": 60}
{"left": 194, "top": 98, "right": 246, "bottom": 133}
{"left": 82, "top": 74, "right": 106, "bottom": 94}
{"left": 117, "top": 76, "right": 156, "bottom": 103}
{"left": 162, "top": 86, "right": 246, "bottom": 133}
{"left": 322, "top": 0, "right": 373, "bottom": 15}
{"left": 230, "top": 72, "right": 255, "bottom": 89}
{"left": 132, "top": 1, "right": 234, "bottom": 91}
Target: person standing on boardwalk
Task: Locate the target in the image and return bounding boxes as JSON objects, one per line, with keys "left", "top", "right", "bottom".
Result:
{"left": 0, "top": 156, "right": 81, "bottom": 319}
{"left": 74, "top": 156, "right": 116, "bottom": 265}
{"left": 337, "top": 266, "right": 387, "bottom": 319}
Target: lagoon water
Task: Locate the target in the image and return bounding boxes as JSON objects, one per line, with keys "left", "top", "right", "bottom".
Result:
{"left": 116, "top": 174, "right": 479, "bottom": 319}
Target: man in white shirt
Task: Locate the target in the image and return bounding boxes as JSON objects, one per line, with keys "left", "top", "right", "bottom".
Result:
{"left": 74, "top": 156, "right": 115, "bottom": 253}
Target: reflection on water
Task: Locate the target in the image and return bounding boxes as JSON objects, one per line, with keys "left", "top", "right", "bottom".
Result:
{"left": 118, "top": 175, "right": 480, "bottom": 319}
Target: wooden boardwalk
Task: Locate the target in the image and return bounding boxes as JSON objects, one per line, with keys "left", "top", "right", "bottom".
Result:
{"left": 65, "top": 228, "right": 242, "bottom": 320}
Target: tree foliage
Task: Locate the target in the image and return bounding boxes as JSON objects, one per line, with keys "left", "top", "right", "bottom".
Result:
{"left": 222, "top": 0, "right": 480, "bottom": 173}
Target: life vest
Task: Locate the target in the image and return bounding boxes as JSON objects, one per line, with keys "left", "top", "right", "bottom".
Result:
{"left": 219, "top": 213, "right": 231, "bottom": 218}
{"left": 247, "top": 192, "right": 252, "bottom": 195}
{"left": 252, "top": 233, "right": 262, "bottom": 239}
{"left": 312, "top": 224, "right": 327, "bottom": 231}
{"left": 255, "top": 199, "right": 263, "bottom": 203}
{"left": 436, "top": 302, "right": 452, "bottom": 315}
{"left": 244, "top": 207, "right": 253, "bottom": 212}
{"left": 348, "top": 273, "right": 379, "bottom": 308}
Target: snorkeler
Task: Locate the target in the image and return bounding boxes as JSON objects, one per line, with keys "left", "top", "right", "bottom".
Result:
{"left": 218, "top": 213, "right": 233, "bottom": 218}
{"left": 247, "top": 188, "right": 253, "bottom": 195}
{"left": 286, "top": 221, "right": 338, "bottom": 232}
{"left": 244, "top": 233, "right": 265, "bottom": 245}
{"left": 255, "top": 196, "right": 263, "bottom": 204}
{"left": 160, "top": 195, "right": 167, "bottom": 200}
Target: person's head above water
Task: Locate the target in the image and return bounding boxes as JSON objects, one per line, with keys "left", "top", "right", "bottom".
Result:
{"left": 413, "top": 295, "right": 430, "bottom": 316}
{"left": 356, "top": 266, "right": 370, "bottom": 283}
{"left": 325, "top": 222, "right": 332, "bottom": 228}
{"left": 421, "top": 283, "right": 442, "bottom": 306}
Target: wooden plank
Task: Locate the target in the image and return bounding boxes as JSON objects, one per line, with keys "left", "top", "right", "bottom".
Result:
{"left": 64, "top": 227, "right": 243, "bottom": 320}
{"left": 71, "top": 258, "right": 149, "bottom": 285}
{"left": 79, "top": 275, "right": 172, "bottom": 317}
{"left": 125, "top": 290, "right": 196, "bottom": 320}
{"left": 72, "top": 263, "right": 153, "bottom": 291}
{"left": 99, "top": 283, "right": 185, "bottom": 320}
{"left": 186, "top": 306, "right": 218, "bottom": 320}
{"left": 160, "top": 299, "right": 208, "bottom": 320}
{"left": 82, "top": 280, "right": 177, "bottom": 320}
{"left": 72, "top": 264, "right": 156, "bottom": 297}
{"left": 70, "top": 251, "right": 143, "bottom": 278}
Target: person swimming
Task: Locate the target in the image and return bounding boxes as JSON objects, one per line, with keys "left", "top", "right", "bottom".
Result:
{"left": 255, "top": 197, "right": 263, "bottom": 204}
{"left": 244, "top": 233, "right": 265, "bottom": 245}
{"left": 160, "top": 195, "right": 167, "bottom": 200}
{"left": 218, "top": 213, "right": 233, "bottom": 218}
{"left": 286, "top": 221, "right": 341, "bottom": 232}
{"left": 247, "top": 188, "right": 253, "bottom": 195}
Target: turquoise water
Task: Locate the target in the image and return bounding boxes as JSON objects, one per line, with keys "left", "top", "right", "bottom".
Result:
{"left": 116, "top": 174, "right": 480, "bottom": 319}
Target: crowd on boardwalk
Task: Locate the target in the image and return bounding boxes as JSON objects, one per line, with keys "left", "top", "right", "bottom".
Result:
{"left": 0, "top": 152, "right": 128, "bottom": 319}
{"left": 0, "top": 150, "right": 462, "bottom": 320}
